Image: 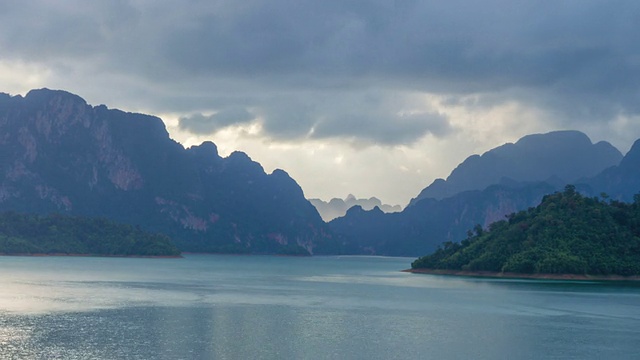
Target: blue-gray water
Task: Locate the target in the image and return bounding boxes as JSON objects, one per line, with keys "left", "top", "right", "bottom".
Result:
{"left": 1, "top": 255, "right": 639, "bottom": 359}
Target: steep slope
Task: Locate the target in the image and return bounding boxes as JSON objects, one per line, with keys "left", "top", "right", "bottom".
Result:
{"left": 584, "top": 139, "right": 640, "bottom": 202}
{"left": 330, "top": 182, "right": 556, "bottom": 256}
{"left": 0, "top": 89, "right": 341, "bottom": 254}
{"left": 330, "top": 131, "right": 628, "bottom": 257}
{"left": 411, "top": 131, "right": 622, "bottom": 203}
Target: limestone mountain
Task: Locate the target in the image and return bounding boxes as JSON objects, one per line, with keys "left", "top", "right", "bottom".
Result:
{"left": 330, "top": 182, "right": 556, "bottom": 256}
{"left": 583, "top": 139, "right": 640, "bottom": 202}
{"left": 411, "top": 131, "right": 622, "bottom": 204}
{"left": 330, "top": 132, "right": 633, "bottom": 256}
{"left": 309, "top": 194, "right": 402, "bottom": 221}
{"left": 0, "top": 89, "right": 342, "bottom": 254}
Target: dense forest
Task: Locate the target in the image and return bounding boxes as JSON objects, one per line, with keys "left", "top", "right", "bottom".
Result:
{"left": 412, "top": 186, "right": 640, "bottom": 276}
{"left": 0, "top": 212, "right": 180, "bottom": 257}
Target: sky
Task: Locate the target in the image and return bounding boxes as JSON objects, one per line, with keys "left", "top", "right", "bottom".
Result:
{"left": 1, "top": 0, "right": 639, "bottom": 206}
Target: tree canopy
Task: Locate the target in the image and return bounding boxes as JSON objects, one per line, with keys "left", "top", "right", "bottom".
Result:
{"left": 0, "top": 212, "right": 180, "bottom": 257}
{"left": 411, "top": 186, "right": 640, "bottom": 276}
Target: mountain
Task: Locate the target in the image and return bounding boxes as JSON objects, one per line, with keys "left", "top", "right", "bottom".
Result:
{"left": 0, "top": 89, "right": 342, "bottom": 254}
{"left": 330, "top": 131, "right": 629, "bottom": 257}
{"left": 309, "top": 194, "right": 402, "bottom": 221}
{"left": 583, "top": 139, "right": 640, "bottom": 202}
{"left": 411, "top": 186, "right": 640, "bottom": 277}
{"left": 411, "top": 131, "right": 622, "bottom": 204}
{"left": 330, "top": 182, "right": 556, "bottom": 256}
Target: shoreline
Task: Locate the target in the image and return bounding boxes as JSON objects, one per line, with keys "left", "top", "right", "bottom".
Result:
{"left": 403, "top": 268, "right": 640, "bottom": 282}
{"left": 181, "top": 252, "right": 311, "bottom": 257}
{"left": 0, "top": 253, "right": 183, "bottom": 259}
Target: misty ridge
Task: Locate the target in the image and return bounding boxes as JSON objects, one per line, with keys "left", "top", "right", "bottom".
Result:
{"left": 309, "top": 194, "right": 402, "bottom": 222}
{"left": 1, "top": 88, "right": 640, "bottom": 258}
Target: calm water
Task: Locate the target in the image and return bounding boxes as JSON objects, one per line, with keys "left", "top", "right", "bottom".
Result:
{"left": 1, "top": 255, "right": 639, "bottom": 359}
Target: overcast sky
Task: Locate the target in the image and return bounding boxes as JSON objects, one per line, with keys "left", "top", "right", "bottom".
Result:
{"left": 1, "top": 0, "right": 639, "bottom": 206}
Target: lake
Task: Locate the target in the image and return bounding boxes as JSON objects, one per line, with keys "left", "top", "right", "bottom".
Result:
{"left": 1, "top": 255, "right": 639, "bottom": 359}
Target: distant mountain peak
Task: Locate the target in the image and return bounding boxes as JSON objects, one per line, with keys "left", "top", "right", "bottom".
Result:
{"left": 24, "top": 88, "right": 90, "bottom": 110}
{"left": 410, "top": 130, "right": 622, "bottom": 204}
{"left": 309, "top": 194, "right": 401, "bottom": 221}
{"left": 584, "top": 137, "right": 640, "bottom": 202}
{"left": 515, "top": 130, "right": 591, "bottom": 145}
{"left": 621, "top": 139, "right": 640, "bottom": 167}
{"left": 190, "top": 141, "right": 219, "bottom": 156}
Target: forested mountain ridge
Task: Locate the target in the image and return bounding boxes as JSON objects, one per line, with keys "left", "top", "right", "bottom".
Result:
{"left": 0, "top": 89, "right": 343, "bottom": 254}
{"left": 2, "top": 89, "right": 637, "bottom": 258}
{"left": 330, "top": 182, "right": 557, "bottom": 256}
{"left": 411, "top": 186, "right": 640, "bottom": 276}
{"left": 0, "top": 212, "right": 180, "bottom": 256}
{"left": 330, "top": 131, "right": 637, "bottom": 256}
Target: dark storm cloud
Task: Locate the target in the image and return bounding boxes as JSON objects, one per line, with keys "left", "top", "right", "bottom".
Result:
{"left": 0, "top": 1, "right": 140, "bottom": 58}
{"left": 253, "top": 91, "right": 452, "bottom": 144}
{"left": 1, "top": 0, "right": 639, "bottom": 143}
{"left": 179, "top": 107, "right": 255, "bottom": 134}
{"left": 312, "top": 111, "right": 451, "bottom": 145}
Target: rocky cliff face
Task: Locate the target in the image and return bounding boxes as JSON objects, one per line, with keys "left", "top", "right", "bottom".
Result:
{"left": 0, "top": 89, "right": 342, "bottom": 254}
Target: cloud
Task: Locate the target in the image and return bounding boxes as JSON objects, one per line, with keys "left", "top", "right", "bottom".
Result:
{"left": 2, "top": 0, "right": 640, "bottom": 202}
{"left": 2, "top": 0, "right": 638, "bottom": 145}
{"left": 179, "top": 107, "right": 255, "bottom": 134}
{"left": 250, "top": 90, "right": 452, "bottom": 145}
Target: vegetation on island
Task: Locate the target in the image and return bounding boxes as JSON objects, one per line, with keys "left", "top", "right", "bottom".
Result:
{"left": 0, "top": 212, "right": 180, "bottom": 257}
{"left": 411, "top": 185, "right": 640, "bottom": 276}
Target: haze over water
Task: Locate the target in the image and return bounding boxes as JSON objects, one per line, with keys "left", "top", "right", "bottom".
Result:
{"left": 1, "top": 255, "right": 639, "bottom": 359}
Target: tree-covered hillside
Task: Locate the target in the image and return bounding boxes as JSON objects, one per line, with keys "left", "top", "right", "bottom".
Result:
{"left": 0, "top": 212, "right": 180, "bottom": 256}
{"left": 411, "top": 186, "right": 640, "bottom": 276}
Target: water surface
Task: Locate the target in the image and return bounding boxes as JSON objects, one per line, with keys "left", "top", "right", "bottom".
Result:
{"left": 1, "top": 255, "right": 639, "bottom": 359}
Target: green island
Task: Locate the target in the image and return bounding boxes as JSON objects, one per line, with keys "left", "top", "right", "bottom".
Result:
{"left": 410, "top": 185, "right": 640, "bottom": 279}
{"left": 0, "top": 212, "right": 181, "bottom": 257}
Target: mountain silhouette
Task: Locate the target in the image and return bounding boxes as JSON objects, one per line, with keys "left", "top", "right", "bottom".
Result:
{"left": 309, "top": 194, "right": 402, "bottom": 221}
{"left": 581, "top": 139, "right": 640, "bottom": 202}
{"left": 0, "top": 89, "right": 342, "bottom": 254}
{"left": 411, "top": 130, "right": 622, "bottom": 204}
{"left": 332, "top": 131, "right": 633, "bottom": 256}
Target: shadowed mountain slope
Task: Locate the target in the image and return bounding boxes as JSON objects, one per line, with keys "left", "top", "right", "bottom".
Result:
{"left": 583, "top": 139, "right": 640, "bottom": 202}
{"left": 331, "top": 132, "right": 633, "bottom": 256}
{"left": 0, "top": 89, "right": 343, "bottom": 254}
{"left": 331, "top": 182, "right": 556, "bottom": 256}
{"left": 411, "top": 131, "right": 622, "bottom": 204}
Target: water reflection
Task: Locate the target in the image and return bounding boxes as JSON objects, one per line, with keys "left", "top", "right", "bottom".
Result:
{"left": 0, "top": 255, "right": 639, "bottom": 359}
